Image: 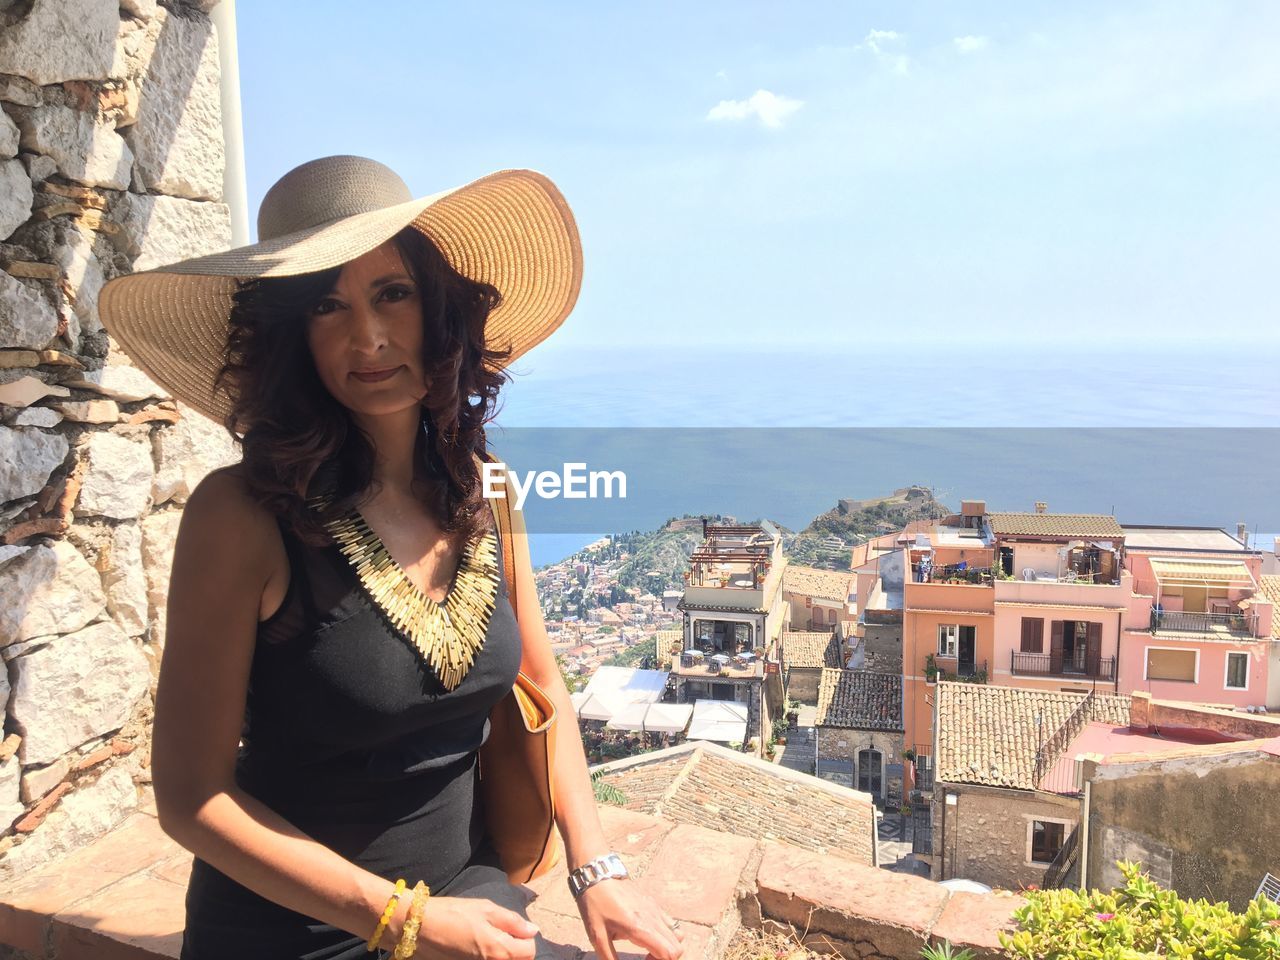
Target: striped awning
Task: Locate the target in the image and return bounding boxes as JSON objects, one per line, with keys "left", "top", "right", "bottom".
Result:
{"left": 1150, "top": 559, "right": 1253, "bottom": 586}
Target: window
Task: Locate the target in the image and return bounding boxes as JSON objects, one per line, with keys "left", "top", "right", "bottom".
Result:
{"left": 1226, "top": 652, "right": 1249, "bottom": 690}
{"left": 1030, "top": 820, "right": 1066, "bottom": 865}
{"left": 1020, "top": 617, "right": 1044, "bottom": 653}
{"left": 938, "top": 624, "right": 958, "bottom": 657}
{"left": 1146, "top": 648, "right": 1197, "bottom": 682}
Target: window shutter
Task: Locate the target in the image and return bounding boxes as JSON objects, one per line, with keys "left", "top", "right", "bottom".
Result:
{"left": 1020, "top": 617, "right": 1044, "bottom": 654}
{"left": 1086, "top": 622, "right": 1102, "bottom": 676}
{"left": 1050, "top": 621, "right": 1064, "bottom": 675}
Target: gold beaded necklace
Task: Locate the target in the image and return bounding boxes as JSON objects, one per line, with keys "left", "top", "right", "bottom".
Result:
{"left": 312, "top": 499, "right": 500, "bottom": 691}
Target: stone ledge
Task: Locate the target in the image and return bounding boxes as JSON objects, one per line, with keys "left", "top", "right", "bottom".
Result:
{"left": 0, "top": 805, "right": 1026, "bottom": 960}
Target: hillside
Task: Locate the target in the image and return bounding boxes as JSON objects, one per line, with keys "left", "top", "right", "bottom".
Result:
{"left": 784, "top": 486, "right": 949, "bottom": 569}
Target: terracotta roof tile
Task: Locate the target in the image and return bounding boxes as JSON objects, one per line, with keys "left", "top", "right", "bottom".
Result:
{"left": 592, "top": 742, "right": 876, "bottom": 864}
{"left": 782, "top": 565, "right": 853, "bottom": 603}
{"left": 987, "top": 512, "right": 1123, "bottom": 539}
{"left": 935, "top": 683, "right": 1130, "bottom": 789}
{"left": 783, "top": 631, "right": 841, "bottom": 669}
{"left": 816, "top": 668, "right": 903, "bottom": 731}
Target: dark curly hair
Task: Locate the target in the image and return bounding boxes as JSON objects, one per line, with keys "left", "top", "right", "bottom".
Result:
{"left": 216, "top": 226, "right": 510, "bottom": 545}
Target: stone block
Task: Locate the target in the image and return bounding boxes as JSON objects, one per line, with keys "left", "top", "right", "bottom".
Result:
{"left": 0, "top": 765, "right": 139, "bottom": 885}
{"left": 0, "top": 754, "right": 21, "bottom": 832}
{"left": 111, "top": 191, "right": 231, "bottom": 270}
{"left": 0, "top": 375, "right": 69, "bottom": 408}
{"left": 103, "top": 520, "right": 148, "bottom": 637}
{"left": 78, "top": 430, "right": 155, "bottom": 519}
{"left": 0, "top": 810, "right": 176, "bottom": 955}
{"left": 14, "top": 103, "right": 134, "bottom": 190}
{"left": 0, "top": 267, "right": 56, "bottom": 350}
{"left": 636, "top": 822, "right": 757, "bottom": 927}
{"left": 65, "top": 363, "right": 170, "bottom": 403}
{"left": 50, "top": 398, "right": 121, "bottom": 423}
{"left": 0, "top": 110, "right": 17, "bottom": 159}
{"left": 126, "top": 7, "right": 224, "bottom": 200}
{"left": 141, "top": 507, "right": 181, "bottom": 646}
{"left": 0, "top": 0, "right": 119, "bottom": 86}
{"left": 8, "top": 621, "right": 149, "bottom": 765}
{"left": 0, "top": 538, "right": 106, "bottom": 648}
{"left": 51, "top": 225, "right": 107, "bottom": 346}
{"left": 930, "top": 890, "right": 1025, "bottom": 958}
{"left": 18, "top": 754, "right": 72, "bottom": 805}
{"left": 754, "top": 842, "right": 948, "bottom": 959}
{"left": 7, "top": 406, "right": 63, "bottom": 428}
{"left": 152, "top": 401, "right": 237, "bottom": 504}
{"left": 50, "top": 870, "right": 187, "bottom": 960}
{"left": 0, "top": 75, "right": 40, "bottom": 108}
{"left": 0, "top": 424, "right": 68, "bottom": 501}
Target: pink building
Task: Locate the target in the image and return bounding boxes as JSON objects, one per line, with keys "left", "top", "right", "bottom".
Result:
{"left": 1119, "top": 526, "right": 1276, "bottom": 710}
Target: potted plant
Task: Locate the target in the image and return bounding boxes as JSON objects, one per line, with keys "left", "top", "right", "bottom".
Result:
{"left": 903, "top": 747, "right": 917, "bottom": 762}
{"left": 925, "top": 654, "right": 939, "bottom": 684}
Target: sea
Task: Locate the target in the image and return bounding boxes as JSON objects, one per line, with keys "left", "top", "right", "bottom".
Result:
{"left": 487, "top": 344, "right": 1280, "bottom": 568}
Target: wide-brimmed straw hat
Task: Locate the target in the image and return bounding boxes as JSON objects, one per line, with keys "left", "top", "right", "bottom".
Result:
{"left": 98, "top": 155, "right": 583, "bottom": 423}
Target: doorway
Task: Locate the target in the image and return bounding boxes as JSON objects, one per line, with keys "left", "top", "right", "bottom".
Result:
{"left": 857, "top": 748, "right": 883, "bottom": 798}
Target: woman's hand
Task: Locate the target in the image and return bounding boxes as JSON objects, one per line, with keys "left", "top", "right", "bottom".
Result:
{"left": 575, "top": 878, "right": 685, "bottom": 960}
{"left": 405, "top": 895, "right": 540, "bottom": 960}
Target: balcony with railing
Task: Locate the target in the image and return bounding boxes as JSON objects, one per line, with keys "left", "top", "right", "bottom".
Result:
{"left": 927, "top": 655, "right": 989, "bottom": 684}
{"left": 1011, "top": 650, "right": 1117, "bottom": 681}
{"left": 673, "top": 651, "right": 764, "bottom": 678}
{"left": 1150, "top": 608, "right": 1260, "bottom": 638}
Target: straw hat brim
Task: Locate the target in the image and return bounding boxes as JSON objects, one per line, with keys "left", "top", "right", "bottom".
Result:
{"left": 97, "top": 168, "right": 582, "bottom": 424}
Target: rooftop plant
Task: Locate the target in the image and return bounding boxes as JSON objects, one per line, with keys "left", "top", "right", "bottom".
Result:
{"left": 1000, "top": 861, "right": 1280, "bottom": 959}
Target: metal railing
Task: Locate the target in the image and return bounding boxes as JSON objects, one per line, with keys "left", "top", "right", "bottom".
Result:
{"left": 929, "top": 657, "right": 989, "bottom": 683}
{"left": 1012, "top": 651, "right": 1117, "bottom": 681}
{"left": 1042, "top": 823, "right": 1081, "bottom": 890}
{"left": 1034, "top": 691, "right": 1095, "bottom": 788}
{"left": 1151, "top": 609, "right": 1257, "bottom": 636}
{"left": 913, "top": 754, "right": 935, "bottom": 792}
{"left": 911, "top": 563, "right": 993, "bottom": 585}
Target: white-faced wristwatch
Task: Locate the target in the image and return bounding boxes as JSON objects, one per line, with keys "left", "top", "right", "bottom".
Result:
{"left": 567, "top": 852, "right": 629, "bottom": 898}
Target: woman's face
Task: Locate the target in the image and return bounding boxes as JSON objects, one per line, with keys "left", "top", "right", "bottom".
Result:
{"left": 306, "top": 240, "right": 428, "bottom": 418}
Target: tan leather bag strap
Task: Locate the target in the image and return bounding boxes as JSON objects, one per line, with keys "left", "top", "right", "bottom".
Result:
{"left": 478, "top": 451, "right": 519, "bottom": 612}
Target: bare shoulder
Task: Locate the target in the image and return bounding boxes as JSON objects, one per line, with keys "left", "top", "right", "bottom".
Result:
{"left": 176, "top": 464, "right": 282, "bottom": 587}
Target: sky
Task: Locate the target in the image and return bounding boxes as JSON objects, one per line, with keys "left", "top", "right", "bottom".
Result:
{"left": 234, "top": 1, "right": 1280, "bottom": 355}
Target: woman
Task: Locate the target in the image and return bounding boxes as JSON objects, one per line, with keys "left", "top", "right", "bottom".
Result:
{"left": 98, "top": 156, "right": 686, "bottom": 960}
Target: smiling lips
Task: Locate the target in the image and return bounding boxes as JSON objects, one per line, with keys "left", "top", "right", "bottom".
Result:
{"left": 349, "top": 366, "right": 401, "bottom": 383}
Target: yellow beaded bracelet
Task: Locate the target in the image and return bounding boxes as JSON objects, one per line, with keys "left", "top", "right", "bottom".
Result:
{"left": 393, "top": 881, "right": 431, "bottom": 959}
{"left": 367, "top": 878, "right": 407, "bottom": 953}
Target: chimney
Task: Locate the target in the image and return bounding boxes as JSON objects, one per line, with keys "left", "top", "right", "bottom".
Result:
{"left": 701, "top": 518, "right": 708, "bottom": 540}
{"left": 1035, "top": 501, "right": 1048, "bottom": 514}
{"left": 1237, "top": 522, "right": 1248, "bottom": 545}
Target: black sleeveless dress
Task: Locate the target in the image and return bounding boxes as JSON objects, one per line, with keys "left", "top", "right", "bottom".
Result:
{"left": 180, "top": 516, "right": 554, "bottom": 959}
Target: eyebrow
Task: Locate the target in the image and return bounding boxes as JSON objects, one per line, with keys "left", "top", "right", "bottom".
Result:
{"left": 323, "top": 273, "right": 414, "bottom": 296}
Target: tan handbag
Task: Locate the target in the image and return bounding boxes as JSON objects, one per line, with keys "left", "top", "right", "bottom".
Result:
{"left": 477, "top": 462, "right": 561, "bottom": 883}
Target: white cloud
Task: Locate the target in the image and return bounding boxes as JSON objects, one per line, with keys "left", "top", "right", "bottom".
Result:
{"left": 706, "top": 89, "right": 804, "bottom": 129}
{"left": 859, "top": 28, "right": 910, "bottom": 75}
{"left": 715, "top": 69, "right": 727, "bottom": 80}
{"left": 864, "top": 29, "right": 901, "bottom": 55}
{"left": 953, "top": 35, "right": 989, "bottom": 54}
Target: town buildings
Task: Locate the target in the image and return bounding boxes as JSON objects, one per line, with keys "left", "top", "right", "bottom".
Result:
{"left": 671, "top": 522, "right": 789, "bottom": 750}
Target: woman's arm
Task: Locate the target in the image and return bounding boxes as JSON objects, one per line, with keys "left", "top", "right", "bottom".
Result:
{"left": 154, "top": 470, "right": 537, "bottom": 956}
{"left": 505, "top": 505, "right": 684, "bottom": 960}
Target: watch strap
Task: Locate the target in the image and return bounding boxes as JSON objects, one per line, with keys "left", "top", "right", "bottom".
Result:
{"left": 567, "top": 852, "right": 629, "bottom": 898}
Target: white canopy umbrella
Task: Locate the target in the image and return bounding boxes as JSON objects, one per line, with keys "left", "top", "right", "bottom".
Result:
{"left": 642, "top": 702, "right": 693, "bottom": 735}
{"left": 687, "top": 700, "right": 748, "bottom": 743}
{"left": 576, "top": 666, "right": 670, "bottom": 723}
{"left": 605, "top": 701, "right": 652, "bottom": 732}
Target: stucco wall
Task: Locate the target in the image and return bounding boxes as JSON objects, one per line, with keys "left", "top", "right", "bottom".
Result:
{"left": 1086, "top": 751, "right": 1280, "bottom": 910}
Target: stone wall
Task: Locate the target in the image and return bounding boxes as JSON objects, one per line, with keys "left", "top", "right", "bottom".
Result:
{"left": 0, "top": 0, "right": 237, "bottom": 880}
{"left": 931, "top": 781, "right": 1078, "bottom": 890}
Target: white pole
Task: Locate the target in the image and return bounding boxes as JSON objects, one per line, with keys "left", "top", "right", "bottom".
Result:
{"left": 211, "top": 0, "right": 250, "bottom": 246}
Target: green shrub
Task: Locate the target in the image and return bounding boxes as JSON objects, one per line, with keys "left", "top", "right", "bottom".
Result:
{"left": 1000, "top": 861, "right": 1280, "bottom": 959}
